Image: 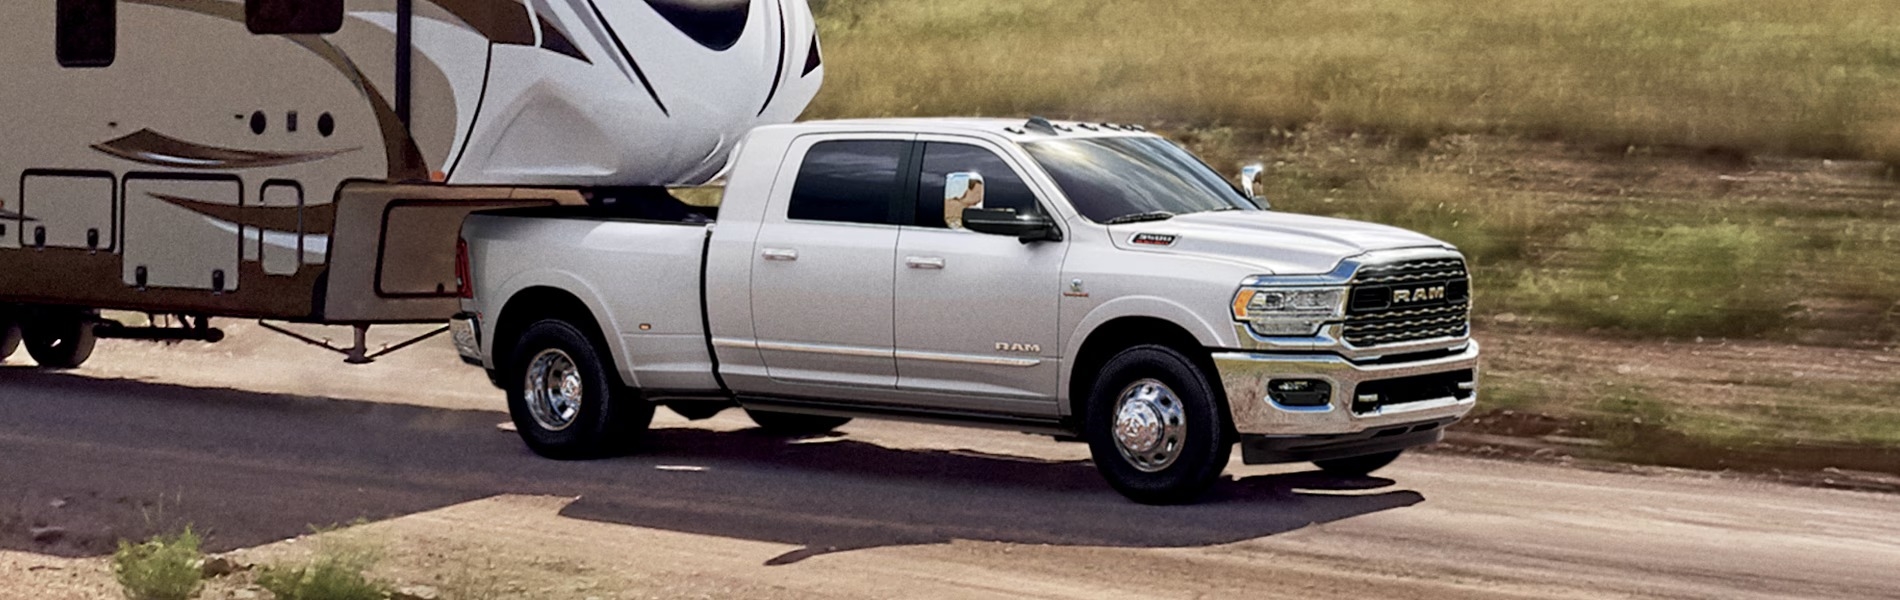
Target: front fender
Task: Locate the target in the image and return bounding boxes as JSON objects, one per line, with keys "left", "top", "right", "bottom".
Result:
{"left": 1057, "top": 295, "right": 1230, "bottom": 415}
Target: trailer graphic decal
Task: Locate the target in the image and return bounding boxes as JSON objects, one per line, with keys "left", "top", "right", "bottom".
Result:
{"left": 121, "top": 0, "right": 428, "bottom": 180}
{"left": 93, "top": 130, "right": 359, "bottom": 170}
{"left": 146, "top": 192, "right": 336, "bottom": 235}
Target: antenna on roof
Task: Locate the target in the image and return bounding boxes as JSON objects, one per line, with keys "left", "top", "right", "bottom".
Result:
{"left": 1025, "top": 116, "right": 1059, "bottom": 135}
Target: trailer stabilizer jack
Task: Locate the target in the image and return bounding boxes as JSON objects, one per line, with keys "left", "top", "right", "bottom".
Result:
{"left": 256, "top": 321, "right": 450, "bottom": 364}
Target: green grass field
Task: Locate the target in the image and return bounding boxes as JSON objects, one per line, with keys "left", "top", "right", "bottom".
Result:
{"left": 813, "top": 0, "right": 1900, "bottom": 345}
{"left": 810, "top": 0, "right": 1900, "bottom": 462}
{"left": 812, "top": 0, "right": 1900, "bottom": 161}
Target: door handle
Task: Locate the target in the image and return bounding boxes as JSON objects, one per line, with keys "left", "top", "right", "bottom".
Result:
{"left": 761, "top": 248, "right": 799, "bottom": 261}
{"left": 905, "top": 256, "right": 945, "bottom": 270}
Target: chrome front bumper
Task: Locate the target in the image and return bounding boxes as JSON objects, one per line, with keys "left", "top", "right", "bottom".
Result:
{"left": 449, "top": 313, "right": 483, "bottom": 367}
{"left": 1213, "top": 341, "right": 1479, "bottom": 437}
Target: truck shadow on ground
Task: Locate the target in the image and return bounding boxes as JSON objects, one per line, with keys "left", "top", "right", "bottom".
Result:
{"left": 0, "top": 369, "right": 1422, "bottom": 565}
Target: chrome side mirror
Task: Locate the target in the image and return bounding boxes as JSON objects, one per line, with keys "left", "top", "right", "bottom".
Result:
{"left": 1239, "top": 163, "right": 1269, "bottom": 209}
{"left": 944, "top": 171, "right": 986, "bottom": 229}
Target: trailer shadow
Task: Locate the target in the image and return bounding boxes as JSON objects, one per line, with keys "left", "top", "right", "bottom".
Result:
{"left": 0, "top": 368, "right": 1422, "bottom": 564}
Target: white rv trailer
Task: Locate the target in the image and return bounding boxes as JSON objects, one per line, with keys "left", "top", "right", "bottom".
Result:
{"left": 0, "top": 0, "right": 824, "bottom": 367}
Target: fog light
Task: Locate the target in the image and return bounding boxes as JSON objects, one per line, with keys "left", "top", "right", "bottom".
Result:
{"left": 1267, "top": 379, "right": 1331, "bottom": 407}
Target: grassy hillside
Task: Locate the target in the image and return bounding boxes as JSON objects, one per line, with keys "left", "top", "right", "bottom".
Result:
{"left": 811, "top": 0, "right": 1900, "bottom": 162}
{"left": 1246, "top": 128, "right": 1900, "bottom": 346}
{"left": 808, "top": 1, "right": 1900, "bottom": 462}
{"left": 811, "top": 0, "right": 1900, "bottom": 347}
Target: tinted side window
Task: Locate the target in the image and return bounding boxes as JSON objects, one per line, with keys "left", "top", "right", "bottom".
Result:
{"left": 57, "top": 0, "right": 115, "bottom": 68}
{"left": 247, "top": 0, "right": 346, "bottom": 35}
{"left": 788, "top": 140, "right": 908, "bottom": 225}
{"left": 916, "top": 143, "right": 1040, "bottom": 229}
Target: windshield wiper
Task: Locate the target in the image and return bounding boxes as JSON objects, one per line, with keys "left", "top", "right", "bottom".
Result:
{"left": 1104, "top": 211, "right": 1176, "bottom": 224}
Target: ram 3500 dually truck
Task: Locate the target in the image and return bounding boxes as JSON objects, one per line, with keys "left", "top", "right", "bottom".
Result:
{"left": 455, "top": 118, "right": 1479, "bottom": 504}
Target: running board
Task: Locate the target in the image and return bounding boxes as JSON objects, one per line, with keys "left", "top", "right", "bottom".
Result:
{"left": 737, "top": 396, "right": 1075, "bottom": 436}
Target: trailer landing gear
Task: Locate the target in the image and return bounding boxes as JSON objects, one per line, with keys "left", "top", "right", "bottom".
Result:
{"left": 257, "top": 321, "right": 449, "bottom": 364}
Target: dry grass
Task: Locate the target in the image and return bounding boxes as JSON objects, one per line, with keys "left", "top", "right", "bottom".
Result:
{"left": 1516, "top": 223, "right": 1799, "bottom": 337}
{"left": 112, "top": 529, "right": 204, "bottom": 600}
{"left": 805, "top": 0, "right": 1900, "bottom": 451}
{"left": 810, "top": 0, "right": 1900, "bottom": 163}
{"left": 255, "top": 535, "right": 390, "bottom": 600}
{"left": 1199, "top": 126, "right": 1900, "bottom": 344}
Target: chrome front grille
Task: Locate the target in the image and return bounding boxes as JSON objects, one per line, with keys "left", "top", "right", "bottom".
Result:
{"left": 1343, "top": 258, "right": 1471, "bottom": 347}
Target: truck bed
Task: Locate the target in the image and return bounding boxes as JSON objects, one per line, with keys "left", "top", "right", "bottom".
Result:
{"left": 462, "top": 210, "right": 721, "bottom": 393}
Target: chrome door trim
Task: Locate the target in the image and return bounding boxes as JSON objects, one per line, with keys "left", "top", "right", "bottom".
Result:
{"left": 716, "top": 338, "right": 1038, "bottom": 367}
{"left": 723, "top": 338, "right": 894, "bottom": 359}
{"left": 895, "top": 349, "right": 1041, "bottom": 367}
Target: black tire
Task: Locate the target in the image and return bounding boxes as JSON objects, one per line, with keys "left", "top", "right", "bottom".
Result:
{"left": 505, "top": 319, "right": 653, "bottom": 460}
{"left": 0, "top": 318, "right": 20, "bottom": 363}
{"left": 1084, "top": 345, "right": 1232, "bottom": 505}
{"left": 1313, "top": 450, "right": 1403, "bottom": 477}
{"left": 744, "top": 409, "right": 851, "bottom": 435}
{"left": 22, "top": 310, "right": 97, "bottom": 370}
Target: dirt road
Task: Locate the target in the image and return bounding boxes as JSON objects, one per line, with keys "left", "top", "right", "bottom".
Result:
{"left": 2, "top": 324, "right": 1896, "bottom": 599}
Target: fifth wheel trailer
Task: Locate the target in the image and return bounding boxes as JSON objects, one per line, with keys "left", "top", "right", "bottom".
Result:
{"left": 0, "top": 0, "right": 823, "bottom": 367}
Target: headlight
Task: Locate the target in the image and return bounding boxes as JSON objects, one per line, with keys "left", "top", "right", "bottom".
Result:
{"left": 1231, "top": 285, "right": 1347, "bottom": 336}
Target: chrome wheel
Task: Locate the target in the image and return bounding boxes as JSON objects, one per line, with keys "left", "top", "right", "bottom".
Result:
{"left": 1112, "top": 378, "right": 1187, "bottom": 472}
{"left": 524, "top": 348, "right": 584, "bottom": 431}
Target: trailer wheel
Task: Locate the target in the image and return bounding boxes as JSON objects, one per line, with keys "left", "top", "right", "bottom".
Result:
{"left": 1084, "top": 344, "right": 1231, "bottom": 505}
{"left": 744, "top": 409, "right": 851, "bottom": 435}
{"left": 1312, "top": 450, "right": 1403, "bottom": 477}
{"left": 0, "top": 318, "right": 20, "bottom": 363}
{"left": 506, "top": 319, "right": 652, "bottom": 459}
{"left": 22, "top": 309, "right": 97, "bottom": 370}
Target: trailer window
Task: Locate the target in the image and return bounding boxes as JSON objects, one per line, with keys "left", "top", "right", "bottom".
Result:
{"left": 56, "top": 0, "right": 115, "bottom": 68}
{"left": 247, "top": 0, "right": 345, "bottom": 35}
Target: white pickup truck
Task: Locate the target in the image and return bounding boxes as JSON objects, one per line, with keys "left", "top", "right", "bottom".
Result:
{"left": 454, "top": 118, "right": 1479, "bottom": 504}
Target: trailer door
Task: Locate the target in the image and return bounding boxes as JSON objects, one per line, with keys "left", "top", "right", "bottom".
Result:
{"left": 122, "top": 176, "right": 244, "bottom": 292}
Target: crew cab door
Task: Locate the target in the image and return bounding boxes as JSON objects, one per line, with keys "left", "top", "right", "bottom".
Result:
{"left": 749, "top": 136, "right": 914, "bottom": 397}
{"left": 890, "top": 138, "right": 1067, "bottom": 415}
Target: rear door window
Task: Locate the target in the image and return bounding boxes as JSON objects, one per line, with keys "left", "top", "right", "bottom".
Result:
{"left": 787, "top": 140, "right": 910, "bottom": 226}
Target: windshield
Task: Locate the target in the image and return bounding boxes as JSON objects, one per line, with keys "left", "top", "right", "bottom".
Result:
{"left": 1023, "top": 136, "right": 1255, "bottom": 223}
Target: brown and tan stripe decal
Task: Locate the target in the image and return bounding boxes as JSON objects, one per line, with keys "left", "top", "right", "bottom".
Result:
{"left": 0, "top": 194, "right": 30, "bottom": 221}
{"left": 94, "top": 129, "right": 358, "bottom": 169}
{"left": 430, "top": 0, "right": 536, "bottom": 44}
{"left": 122, "top": 0, "right": 429, "bottom": 181}
{"left": 148, "top": 192, "right": 338, "bottom": 234}
{"left": 282, "top": 33, "right": 431, "bottom": 180}
{"left": 537, "top": 14, "right": 590, "bottom": 63}
{"left": 427, "top": 0, "right": 587, "bottom": 62}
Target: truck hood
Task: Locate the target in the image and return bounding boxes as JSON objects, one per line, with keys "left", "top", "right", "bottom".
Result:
{"left": 1106, "top": 210, "right": 1454, "bottom": 275}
